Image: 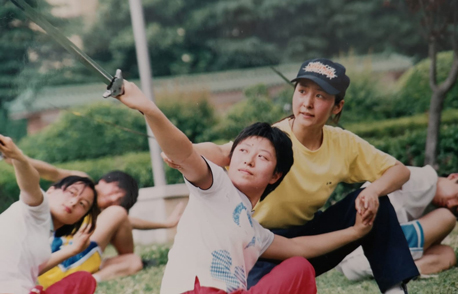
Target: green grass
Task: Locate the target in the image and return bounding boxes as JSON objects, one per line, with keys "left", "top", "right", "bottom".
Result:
{"left": 95, "top": 227, "right": 458, "bottom": 294}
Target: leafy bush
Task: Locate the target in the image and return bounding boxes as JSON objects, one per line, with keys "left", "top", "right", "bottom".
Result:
{"left": 394, "top": 51, "right": 458, "bottom": 117}
{"left": 211, "top": 84, "right": 284, "bottom": 140}
{"left": 373, "top": 124, "right": 458, "bottom": 176}
{"left": 159, "top": 97, "right": 217, "bottom": 143}
{"left": 18, "top": 102, "right": 149, "bottom": 163}
{"left": 17, "top": 97, "right": 217, "bottom": 163}
{"left": 346, "top": 108, "right": 458, "bottom": 139}
{"left": 339, "top": 71, "right": 392, "bottom": 124}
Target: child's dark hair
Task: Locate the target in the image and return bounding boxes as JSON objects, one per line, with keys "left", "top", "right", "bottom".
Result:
{"left": 99, "top": 171, "right": 139, "bottom": 211}
{"left": 229, "top": 122, "right": 294, "bottom": 201}
{"left": 53, "top": 176, "right": 100, "bottom": 237}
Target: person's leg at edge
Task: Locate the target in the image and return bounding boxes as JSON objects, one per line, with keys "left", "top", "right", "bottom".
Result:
{"left": 183, "top": 257, "right": 316, "bottom": 294}
{"left": 244, "top": 257, "right": 316, "bottom": 294}
{"left": 90, "top": 206, "right": 143, "bottom": 282}
{"left": 45, "top": 271, "right": 97, "bottom": 294}
{"left": 248, "top": 189, "right": 419, "bottom": 292}
{"left": 94, "top": 253, "right": 143, "bottom": 282}
{"left": 414, "top": 208, "right": 457, "bottom": 275}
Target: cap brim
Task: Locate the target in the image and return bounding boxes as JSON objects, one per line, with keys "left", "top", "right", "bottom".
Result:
{"left": 291, "top": 74, "right": 340, "bottom": 95}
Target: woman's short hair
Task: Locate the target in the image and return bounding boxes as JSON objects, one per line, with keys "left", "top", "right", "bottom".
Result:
{"left": 229, "top": 122, "right": 294, "bottom": 201}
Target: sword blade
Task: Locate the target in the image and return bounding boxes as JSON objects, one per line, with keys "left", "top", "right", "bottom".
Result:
{"left": 10, "top": 0, "right": 113, "bottom": 84}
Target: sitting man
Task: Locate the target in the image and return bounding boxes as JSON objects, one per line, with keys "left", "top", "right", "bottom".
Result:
{"left": 1, "top": 154, "right": 183, "bottom": 286}
{"left": 336, "top": 165, "right": 457, "bottom": 280}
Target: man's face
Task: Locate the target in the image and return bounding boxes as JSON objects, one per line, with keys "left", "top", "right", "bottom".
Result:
{"left": 95, "top": 180, "right": 126, "bottom": 209}
{"left": 433, "top": 174, "right": 458, "bottom": 213}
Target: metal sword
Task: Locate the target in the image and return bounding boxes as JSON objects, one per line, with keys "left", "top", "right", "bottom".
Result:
{"left": 9, "top": 0, "right": 123, "bottom": 98}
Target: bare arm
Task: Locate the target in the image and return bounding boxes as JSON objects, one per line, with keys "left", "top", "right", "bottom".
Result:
{"left": 356, "top": 161, "right": 410, "bottom": 225}
{"left": 262, "top": 211, "right": 372, "bottom": 260}
{"left": 193, "top": 142, "right": 232, "bottom": 167}
{"left": 115, "top": 82, "right": 212, "bottom": 189}
{"left": 129, "top": 201, "right": 185, "bottom": 230}
{"left": 364, "top": 160, "right": 410, "bottom": 197}
{"left": 39, "top": 224, "right": 93, "bottom": 275}
{"left": 1, "top": 153, "right": 89, "bottom": 182}
{"left": 28, "top": 158, "right": 89, "bottom": 182}
{"left": 0, "top": 135, "right": 42, "bottom": 207}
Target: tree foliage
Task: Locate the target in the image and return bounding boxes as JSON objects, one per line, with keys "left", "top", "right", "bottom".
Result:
{"left": 39, "top": 0, "right": 427, "bottom": 85}
{"left": 397, "top": 0, "right": 458, "bottom": 166}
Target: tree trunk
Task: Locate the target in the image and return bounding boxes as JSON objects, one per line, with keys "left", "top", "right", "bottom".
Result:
{"left": 424, "top": 90, "right": 445, "bottom": 167}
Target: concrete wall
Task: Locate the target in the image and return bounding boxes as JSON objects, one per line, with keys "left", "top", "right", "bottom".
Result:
{"left": 129, "top": 183, "right": 189, "bottom": 245}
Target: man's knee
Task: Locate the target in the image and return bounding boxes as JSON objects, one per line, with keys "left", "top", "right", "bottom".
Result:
{"left": 437, "top": 208, "right": 457, "bottom": 232}
{"left": 442, "top": 246, "right": 457, "bottom": 268}
{"left": 129, "top": 254, "right": 144, "bottom": 274}
{"left": 100, "top": 205, "right": 129, "bottom": 221}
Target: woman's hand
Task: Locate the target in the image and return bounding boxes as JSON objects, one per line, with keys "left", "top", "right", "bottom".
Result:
{"left": 352, "top": 208, "right": 373, "bottom": 239}
{"left": 114, "top": 81, "right": 154, "bottom": 113}
{"left": 0, "top": 153, "right": 13, "bottom": 165}
{"left": 355, "top": 188, "right": 379, "bottom": 226}
{"left": 69, "top": 223, "right": 94, "bottom": 255}
{"left": 0, "top": 135, "right": 25, "bottom": 162}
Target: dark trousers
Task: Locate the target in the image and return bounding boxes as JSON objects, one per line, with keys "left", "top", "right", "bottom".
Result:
{"left": 248, "top": 188, "right": 419, "bottom": 293}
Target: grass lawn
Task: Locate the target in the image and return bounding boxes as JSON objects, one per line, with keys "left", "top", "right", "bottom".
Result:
{"left": 95, "top": 227, "right": 458, "bottom": 294}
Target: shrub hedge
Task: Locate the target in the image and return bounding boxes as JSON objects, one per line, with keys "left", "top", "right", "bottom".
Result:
{"left": 18, "top": 98, "right": 216, "bottom": 163}
{"left": 394, "top": 51, "right": 458, "bottom": 117}
{"left": 3, "top": 122, "right": 458, "bottom": 213}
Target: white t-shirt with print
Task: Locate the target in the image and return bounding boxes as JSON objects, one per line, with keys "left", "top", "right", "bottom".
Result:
{"left": 0, "top": 191, "right": 52, "bottom": 294}
{"left": 160, "top": 160, "right": 274, "bottom": 294}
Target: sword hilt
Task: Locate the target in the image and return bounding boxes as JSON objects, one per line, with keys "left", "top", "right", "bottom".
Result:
{"left": 103, "top": 69, "right": 124, "bottom": 98}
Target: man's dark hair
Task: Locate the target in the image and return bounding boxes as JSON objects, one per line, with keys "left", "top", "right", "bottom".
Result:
{"left": 229, "top": 122, "right": 294, "bottom": 201}
{"left": 99, "top": 171, "right": 139, "bottom": 211}
{"left": 53, "top": 176, "right": 100, "bottom": 237}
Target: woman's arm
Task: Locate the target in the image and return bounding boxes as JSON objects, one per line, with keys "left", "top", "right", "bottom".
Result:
{"left": 262, "top": 210, "right": 372, "bottom": 260}
{"left": 129, "top": 201, "right": 185, "bottom": 230}
{"left": 363, "top": 160, "right": 410, "bottom": 197}
{"left": 1, "top": 153, "right": 89, "bottom": 182}
{"left": 356, "top": 161, "right": 410, "bottom": 225}
{"left": 0, "top": 135, "right": 42, "bottom": 207}
{"left": 39, "top": 224, "right": 93, "bottom": 275}
{"left": 115, "top": 82, "right": 212, "bottom": 189}
{"left": 193, "top": 142, "right": 232, "bottom": 167}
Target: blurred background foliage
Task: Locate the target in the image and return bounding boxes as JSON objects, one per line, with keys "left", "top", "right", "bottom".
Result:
{"left": 4, "top": 0, "right": 428, "bottom": 87}
{"left": 2, "top": 51, "right": 458, "bottom": 211}
{"left": 1, "top": 0, "right": 458, "bottom": 211}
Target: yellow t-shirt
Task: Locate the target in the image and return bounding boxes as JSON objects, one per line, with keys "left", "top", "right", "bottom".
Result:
{"left": 253, "top": 118, "right": 396, "bottom": 229}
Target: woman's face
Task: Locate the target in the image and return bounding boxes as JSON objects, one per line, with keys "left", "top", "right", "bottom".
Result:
{"left": 47, "top": 182, "right": 95, "bottom": 227}
{"left": 292, "top": 79, "right": 343, "bottom": 129}
{"left": 228, "top": 136, "right": 281, "bottom": 199}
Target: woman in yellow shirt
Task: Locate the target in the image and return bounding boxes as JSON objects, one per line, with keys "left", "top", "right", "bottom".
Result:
{"left": 193, "top": 58, "right": 418, "bottom": 294}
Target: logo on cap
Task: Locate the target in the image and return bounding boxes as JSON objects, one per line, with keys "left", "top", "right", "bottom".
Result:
{"left": 303, "top": 62, "right": 337, "bottom": 80}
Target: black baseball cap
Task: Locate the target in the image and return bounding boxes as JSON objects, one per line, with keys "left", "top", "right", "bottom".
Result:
{"left": 291, "top": 58, "right": 350, "bottom": 97}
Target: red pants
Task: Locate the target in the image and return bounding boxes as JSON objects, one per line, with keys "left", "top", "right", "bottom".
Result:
{"left": 183, "top": 256, "right": 316, "bottom": 294}
{"left": 29, "top": 271, "right": 96, "bottom": 294}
